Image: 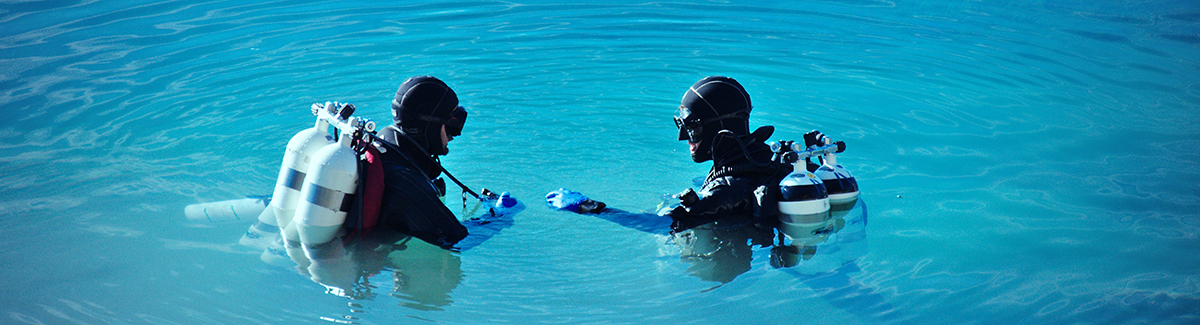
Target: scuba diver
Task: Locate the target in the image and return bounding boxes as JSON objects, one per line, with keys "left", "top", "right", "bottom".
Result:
{"left": 543, "top": 76, "right": 893, "bottom": 318}
{"left": 187, "top": 76, "right": 522, "bottom": 312}
{"left": 258, "top": 75, "right": 520, "bottom": 271}
{"left": 273, "top": 76, "right": 519, "bottom": 309}
{"left": 371, "top": 75, "right": 519, "bottom": 249}
{"left": 546, "top": 75, "right": 800, "bottom": 230}
{"left": 546, "top": 76, "right": 806, "bottom": 283}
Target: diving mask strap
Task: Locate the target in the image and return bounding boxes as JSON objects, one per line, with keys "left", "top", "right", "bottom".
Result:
{"left": 393, "top": 99, "right": 453, "bottom": 125}
{"left": 683, "top": 109, "right": 750, "bottom": 128}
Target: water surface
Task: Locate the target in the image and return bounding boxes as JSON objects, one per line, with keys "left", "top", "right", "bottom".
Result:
{"left": 2, "top": 0, "right": 1198, "bottom": 324}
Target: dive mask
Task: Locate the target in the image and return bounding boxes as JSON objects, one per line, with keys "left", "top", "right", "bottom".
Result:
{"left": 674, "top": 108, "right": 750, "bottom": 143}
{"left": 446, "top": 105, "right": 467, "bottom": 137}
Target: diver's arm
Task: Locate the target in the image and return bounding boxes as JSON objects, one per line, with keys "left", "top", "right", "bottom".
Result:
{"left": 667, "top": 177, "right": 755, "bottom": 218}
{"left": 545, "top": 188, "right": 673, "bottom": 234}
{"left": 545, "top": 188, "right": 607, "bottom": 214}
{"left": 454, "top": 192, "right": 520, "bottom": 251}
{"left": 588, "top": 208, "right": 673, "bottom": 234}
{"left": 379, "top": 163, "right": 469, "bottom": 248}
{"left": 453, "top": 214, "right": 514, "bottom": 251}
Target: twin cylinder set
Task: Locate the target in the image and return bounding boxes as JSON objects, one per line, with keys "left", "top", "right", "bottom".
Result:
{"left": 775, "top": 139, "right": 860, "bottom": 248}
{"left": 272, "top": 105, "right": 368, "bottom": 250}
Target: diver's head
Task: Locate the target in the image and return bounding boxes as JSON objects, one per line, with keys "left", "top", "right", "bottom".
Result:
{"left": 676, "top": 76, "right": 752, "bottom": 163}
{"left": 392, "top": 76, "right": 468, "bottom": 155}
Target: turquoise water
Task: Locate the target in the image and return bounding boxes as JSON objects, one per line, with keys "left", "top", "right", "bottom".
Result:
{"left": 3, "top": 0, "right": 1199, "bottom": 324}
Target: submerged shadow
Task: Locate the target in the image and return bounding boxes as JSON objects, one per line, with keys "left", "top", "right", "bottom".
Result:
{"left": 770, "top": 199, "right": 902, "bottom": 323}
{"left": 594, "top": 198, "right": 900, "bottom": 322}
{"left": 248, "top": 200, "right": 517, "bottom": 312}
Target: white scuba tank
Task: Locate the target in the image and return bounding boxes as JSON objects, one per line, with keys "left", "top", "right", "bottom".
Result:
{"left": 270, "top": 117, "right": 335, "bottom": 243}
{"left": 813, "top": 138, "right": 859, "bottom": 206}
{"left": 777, "top": 161, "right": 832, "bottom": 248}
{"left": 184, "top": 196, "right": 278, "bottom": 250}
{"left": 239, "top": 208, "right": 279, "bottom": 250}
{"left": 293, "top": 124, "right": 359, "bottom": 245}
{"left": 259, "top": 235, "right": 297, "bottom": 268}
{"left": 184, "top": 197, "right": 269, "bottom": 223}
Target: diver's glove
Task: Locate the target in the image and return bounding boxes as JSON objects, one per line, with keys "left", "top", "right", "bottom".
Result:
{"left": 477, "top": 190, "right": 524, "bottom": 218}
{"left": 496, "top": 191, "right": 519, "bottom": 209}
{"left": 676, "top": 188, "right": 700, "bottom": 207}
{"left": 545, "top": 188, "right": 606, "bottom": 214}
{"left": 491, "top": 191, "right": 525, "bottom": 217}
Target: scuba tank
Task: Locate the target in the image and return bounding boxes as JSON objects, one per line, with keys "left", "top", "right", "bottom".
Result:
{"left": 186, "top": 196, "right": 277, "bottom": 250}
{"left": 777, "top": 164, "right": 831, "bottom": 221}
{"left": 771, "top": 140, "right": 833, "bottom": 217}
{"left": 270, "top": 114, "right": 335, "bottom": 245}
{"left": 184, "top": 196, "right": 270, "bottom": 223}
{"left": 293, "top": 117, "right": 362, "bottom": 246}
{"left": 768, "top": 139, "right": 839, "bottom": 268}
{"left": 772, "top": 140, "right": 833, "bottom": 248}
{"left": 811, "top": 136, "right": 859, "bottom": 207}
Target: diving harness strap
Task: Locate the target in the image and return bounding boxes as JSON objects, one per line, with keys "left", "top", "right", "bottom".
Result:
{"left": 370, "top": 125, "right": 495, "bottom": 215}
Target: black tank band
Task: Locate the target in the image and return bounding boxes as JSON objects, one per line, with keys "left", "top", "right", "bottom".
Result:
{"left": 823, "top": 177, "right": 858, "bottom": 194}
{"left": 282, "top": 168, "right": 306, "bottom": 191}
{"left": 303, "top": 183, "right": 355, "bottom": 212}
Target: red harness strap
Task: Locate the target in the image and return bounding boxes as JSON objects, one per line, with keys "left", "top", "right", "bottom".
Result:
{"left": 359, "top": 143, "right": 385, "bottom": 229}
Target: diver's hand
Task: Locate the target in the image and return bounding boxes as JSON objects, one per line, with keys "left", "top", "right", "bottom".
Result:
{"left": 546, "top": 188, "right": 586, "bottom": 211}
{"left": 495, "top": 191, "right": 519, "bottom": 209}
{"left": 492, "top": 191, "right": 524, "bottom": 216}
{"left": 479, "top": 191, "right": 524, "bottom": 218}
{"left": 545, "top": 188, "right": 606, "bottom": 214}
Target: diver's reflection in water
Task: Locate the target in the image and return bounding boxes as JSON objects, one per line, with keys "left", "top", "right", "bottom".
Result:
{"left": 770, "top": 198, "right": 866, "bottom": 271}
{"left": 770, "top": 199, "right": 898, "bottom": 321}
{"left": 653, "top": 198, "right": 894, "bottom": 321}
{"left": 670, "top": 218, "right": 774, "bottom": 284}
{"left": 590, "top": 198, "right": 870, "bottom": 284}
{"left": 297, "top": 228, "right": 463, "bottom": 310}
{"left": 383, "top": 235, "right": 463, "bottom": 310}
{"left": 654, "top": 197, "right": 867, "bottom": 284}
{"left": 254, "top": 203, "right": 515, "bottom": 313}
{"left": 663, "top": 198, "right": 867, "bottom": 284}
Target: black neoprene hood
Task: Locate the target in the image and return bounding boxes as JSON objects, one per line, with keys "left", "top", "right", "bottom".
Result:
{"left": 678, "top": 76, "right": 753, "bottom": 162}
{"left": 391, "top": 76, "right": 460, "bottom": 155}
{"left": 392, "top": 76, "right": 459, "bottom": 127}
{"left": 679, "top": 76, "right": 752, "bottom": 124}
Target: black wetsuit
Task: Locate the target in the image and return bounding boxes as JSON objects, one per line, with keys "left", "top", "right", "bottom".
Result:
{"left": 665, "top": 126, "right": 792, "bottom": 231}
{"left": 580, "top": 126, "right": 790, "bottom": 235}
{"left": 563, "top": 127, "right": 785, "bottom": 283}
{"left": 373, "top": 126, "right": 468, "bottom": 247}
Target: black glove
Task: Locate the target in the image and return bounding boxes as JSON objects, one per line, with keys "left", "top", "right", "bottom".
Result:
{"left": 577, "top": 199, "right": 607, "bottom": 214}
{"left": 676, "top": 188, "right": 700, "bottom": 207}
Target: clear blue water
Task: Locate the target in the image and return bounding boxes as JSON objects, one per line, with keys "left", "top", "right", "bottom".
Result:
{"left": 2, "top": 0, "right": 1199, "bottom": 324}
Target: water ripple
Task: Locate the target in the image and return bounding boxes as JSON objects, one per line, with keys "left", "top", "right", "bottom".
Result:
{"left": 2, "top": 0, "right": 1199, "bottom": 324}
